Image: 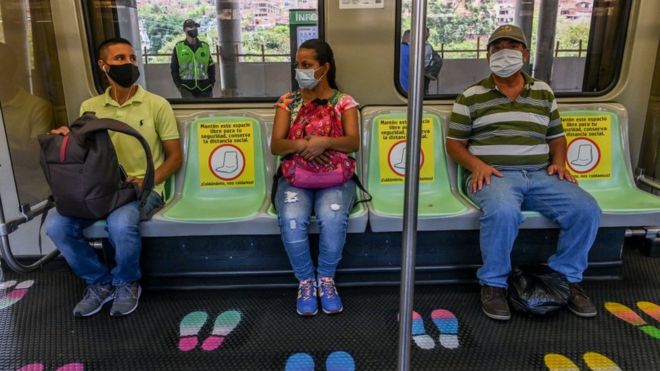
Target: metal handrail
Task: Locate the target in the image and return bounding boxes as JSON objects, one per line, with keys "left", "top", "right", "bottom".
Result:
{"left": 0, "top": 198, "right": 59, "bottom": 273}
{"left": 397, "top": 1, "right": 427, "bottom": 370}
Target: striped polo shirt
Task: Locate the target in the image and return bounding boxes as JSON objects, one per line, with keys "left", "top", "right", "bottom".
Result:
{"left": 447, "top": 72, "right": 564, "bottom": 169}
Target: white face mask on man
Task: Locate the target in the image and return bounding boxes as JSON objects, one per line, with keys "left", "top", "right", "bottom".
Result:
{"left": 488, "top": 49, "right": 524, "bottom": 78}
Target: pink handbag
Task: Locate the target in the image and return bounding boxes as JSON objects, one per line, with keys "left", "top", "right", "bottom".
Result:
{"left": 280, "top": 94, "right": 355, "bottom": 189}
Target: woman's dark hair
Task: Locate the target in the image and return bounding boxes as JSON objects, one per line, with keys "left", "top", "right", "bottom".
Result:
{"left": 299, "top": 39, "right": 338, "bottom": 89}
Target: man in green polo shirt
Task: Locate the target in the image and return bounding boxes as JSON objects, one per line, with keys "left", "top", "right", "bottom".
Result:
{"left": 47, "top": 38, "right": 182, "bottom": 317}
{"left": 446, "top": 25, "right": 601, "bottom": 321}
{"left": 170, "top": 19, "right": 215, "bottom": 98}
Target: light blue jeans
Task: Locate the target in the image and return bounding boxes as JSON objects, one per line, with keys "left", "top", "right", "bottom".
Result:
{"left": 275, "top": 178, "right": 356, "bottom": 281}
{"left": 467, "top": 169, "right": 601, "bottom": 288}
{"left": 46, "top": 191, "right": 163, "bottom": 286}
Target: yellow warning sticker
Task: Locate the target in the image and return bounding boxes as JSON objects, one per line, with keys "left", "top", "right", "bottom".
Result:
{"left": 562, "top": 114, "right": 612, "bottom": 180}
{"left": 377, "top": 117, "right": 435, "bottom": 184}
{"left": 198, "top": 120, "right": 255, "bottom": 188}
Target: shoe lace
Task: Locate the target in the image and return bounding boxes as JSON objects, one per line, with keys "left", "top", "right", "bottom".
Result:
{"left": 114, "top": 284, "right": 137, "bottom": 302}
{"left": 320, "top": 278, "right": 336, "bottom": 299}
{"left": 84, "top": 284, "right": 109, "bottom": 302}
{"left": 299, "top": 280, "right": 314, "bottom": 301}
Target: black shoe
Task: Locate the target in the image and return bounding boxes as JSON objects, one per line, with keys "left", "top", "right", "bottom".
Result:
{"left": 481, "top": 286, "right": 511, "bottom": 321}
{"left": 568, "top": 283, "right": 597, "bottom": 318}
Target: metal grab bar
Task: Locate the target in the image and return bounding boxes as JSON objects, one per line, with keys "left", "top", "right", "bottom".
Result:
{"left": 397, "top": 1, "right": 428, "bottom": 370}
{"left": 0, "top": 198, "right": 59, "bottom": 273}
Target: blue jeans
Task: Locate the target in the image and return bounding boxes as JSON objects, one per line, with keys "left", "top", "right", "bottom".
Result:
{"left": 275, "top": 178, "right": 356, "bottom": 281}
{"left": 46, "top": 191, "right": 163, "bottom": 286}
{"left": 467, "top": 169, "right": 601, "bottom": 288}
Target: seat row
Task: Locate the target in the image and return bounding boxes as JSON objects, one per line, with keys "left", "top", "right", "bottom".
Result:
{"left": 84, "top": 103, "right": 660, "bottom": 238}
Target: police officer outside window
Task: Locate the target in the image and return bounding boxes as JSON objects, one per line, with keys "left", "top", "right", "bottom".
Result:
{"left": 170, "top": 19, "right": 215, "bottom": 98}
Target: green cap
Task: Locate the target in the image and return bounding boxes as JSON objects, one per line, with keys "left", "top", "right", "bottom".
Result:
{"left": 487, "top": 24, "right": 528, "bottom": 49}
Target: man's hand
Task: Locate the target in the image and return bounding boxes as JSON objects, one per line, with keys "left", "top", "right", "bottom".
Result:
{"left": 126, "top": 176, "right": 144, "bottom": 191}
{"left": 50, "top": 126, "right": 70, "bottom": 135}
{"left": 547, "top": 164, "right": 576, "bottom": 183}
{"left": 469, "top": 162, "right": 503, "bottom": 193}
{"left": 300, "top": 135, "right": 330, "bottom": 161}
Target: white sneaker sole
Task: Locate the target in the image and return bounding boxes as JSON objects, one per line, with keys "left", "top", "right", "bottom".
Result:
{"left": 482, "top": 307, "right": 511, "bottom": 321}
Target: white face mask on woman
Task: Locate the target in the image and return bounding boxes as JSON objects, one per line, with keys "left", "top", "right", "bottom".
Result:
{"left": 489, "top": 48, "right": 524, "bottom": 78}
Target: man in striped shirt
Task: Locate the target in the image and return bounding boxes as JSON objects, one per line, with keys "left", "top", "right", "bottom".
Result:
{"left": 446, "top": 25, "right": 601, "bottom": 321}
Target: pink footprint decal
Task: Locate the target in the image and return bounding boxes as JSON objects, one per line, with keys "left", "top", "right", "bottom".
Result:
{"left": 0, "top": 280, "right": 34, "bottom": 310}
{"left": 16, "top": 363, "right": 44, "bottom": 371}
{"left": 178, "top": 311, "right": 208, "bottom": 351}
{"left": 431, "top": 309, "right": 459, "bottom": 349}
{"left": 56, "top": 363, "right": 84, "bottom": 371}
{"left": 201, "top": 310, "right": 241, "bottom": 351}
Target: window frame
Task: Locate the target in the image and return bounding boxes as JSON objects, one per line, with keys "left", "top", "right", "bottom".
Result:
{"left": 82, "top": 0, "right": 325, "bottom": 104}
{"left": 394, "top": 0, "right": 632, "bottom": 99}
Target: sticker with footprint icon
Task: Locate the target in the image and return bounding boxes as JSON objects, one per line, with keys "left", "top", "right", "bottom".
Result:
{"left": 544, "top": 352, "right": 620, "bottom": 371}
{"left": 178, "top": 310, "right": 242, "bottom": 351}
{"left": 399, "top": 309, "right": 460, "bottom": 350}
{"left": 285, "top": 351, "right": 355, "bottom": 371}
{"left": 0, "top": 280, "right": 34, "bottom": 310}
{"left": 605, "top": 301, "right": 660, "bottom": 339}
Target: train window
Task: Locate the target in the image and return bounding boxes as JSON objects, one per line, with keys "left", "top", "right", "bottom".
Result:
{"left": 0, "top": 0, "right": 68, "bottom": 206}
{"left": 82, "top": 0, "right": 321, "bottom": 101}
{"left": 397, "top": 0, "right": 631, "bottom": 98}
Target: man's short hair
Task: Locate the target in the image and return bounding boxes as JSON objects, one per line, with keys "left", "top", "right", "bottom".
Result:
{"left": 97, "top": 37, "right": 133, "bottom": 60}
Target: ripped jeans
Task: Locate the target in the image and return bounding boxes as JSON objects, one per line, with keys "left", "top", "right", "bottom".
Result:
{"left": 275, "top": 177, "right": 356, "bottom": 281}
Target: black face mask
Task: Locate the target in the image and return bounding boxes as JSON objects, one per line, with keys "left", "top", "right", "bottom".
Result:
{"left": 186, "top": 29, "right": 198, "bottom": 38}
{"left": 105, "top": 63, "right": 140, "bottom": 88}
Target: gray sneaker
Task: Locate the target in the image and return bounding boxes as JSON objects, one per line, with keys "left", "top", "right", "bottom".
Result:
{"left": 73, "top": 283, "right": 114, "bottom": 317}
{"left": 110, "top": 282, "right": 142, "bottom": 317}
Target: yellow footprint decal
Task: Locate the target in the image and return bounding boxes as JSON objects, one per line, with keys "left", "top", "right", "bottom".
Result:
{"left": 544, "top": 353, "right": 579, "bottom": 371}
{"left": 583, "top": 352, "right": 621, "bottom": 371}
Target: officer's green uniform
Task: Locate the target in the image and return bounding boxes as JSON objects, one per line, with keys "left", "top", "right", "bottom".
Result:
{"left": 170, "top": 40, "right": 215, "bottom": 97}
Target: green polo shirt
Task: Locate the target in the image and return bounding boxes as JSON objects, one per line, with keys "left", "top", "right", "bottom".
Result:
{"left": 447, "top": 72, "right": 563, "bottom": 169}
{"left": 80, "top": 85, "right": 179, "bottom": 195}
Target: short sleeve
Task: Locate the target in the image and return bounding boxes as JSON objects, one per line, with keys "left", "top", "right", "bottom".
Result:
{"left": 546, "top": 96, "right": 565, "bottom": 140}
{"left": 275, "top": 92, "right": 295, "bottom": 111}
{"left": 155, "top": 99, "right": 180, "bottom": 141}
{"left": 447, "top": 93, "right": 472, "bottom": 141}
{"left": 336, "top": 94, "right": 359, "bottom": 114}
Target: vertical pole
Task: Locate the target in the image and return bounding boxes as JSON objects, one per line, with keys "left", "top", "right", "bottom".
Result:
{"left": 397, "top": 0, "right": 427, "bottom": 370}
{"left": 476, "top": 37, "right": 481, "bottom": 59}
{"left": 216, "top": 0, "right": 241, "bottom": 97}
{"left": 515, "top": 0, "right": 535, "bottom": 73}
{"left": 534, "top": 0, "right": 559, "bottom": 82}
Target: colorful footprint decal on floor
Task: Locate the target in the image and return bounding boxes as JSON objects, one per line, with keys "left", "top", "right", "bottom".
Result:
{"left": 544, "top": 352, "right": 621, "bottom": 371}
{"left": 0, "top": 280, "right": 34, "bottom": 310}
{"left": 582, "top": 352, "right": 621, "bottom": 371}
{"left": 284, "top": 352, "right": 315, "bottom": 371}
{"left": 177, "top": 310, "right": 241, "bottom": 352}
{"left": 604, "top": 301, "right": 660, "bottom": 339}
{"left": 178, "top": 311, "right": 209, "bottom": 351}
{"left": 411, "top": 311, "right": 435, "bottom": 350}
{"left": 16, "top": 363, "right": 83, "bottom": 371}
{"left": 400, "top": 309, "right": 459, "bottom": 350}
{"left": 431, "top": 309, "right": 459, "bottom": 349}
{"left": 0, "top": 280, "right": 17, "bottom": 290}
{"left": 544, "top": 353, "right": 579, "bottom": 371}
{"left": 201, "top": 310, "right": 242, "bottom": 351}
{"left": 637, "top": 301, "right": 660, "bottom": 322}
{"left": 284, "top": 351, "right": 355, "bottom": 371}
{"left": 326, "top": 351, "right": 355, "bottom": 371}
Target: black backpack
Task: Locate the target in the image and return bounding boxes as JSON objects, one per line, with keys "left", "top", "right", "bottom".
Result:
{"left": 424, "top": 49, "right": 443, "bottom": 81}
{"left": 38, "top": 113, "right": 154, "bottom": 220}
